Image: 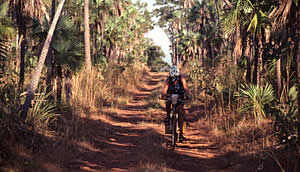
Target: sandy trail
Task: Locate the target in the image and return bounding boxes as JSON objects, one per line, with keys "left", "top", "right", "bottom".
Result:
{"left": 66, "top": 72, "right": 228, "bottom": 172}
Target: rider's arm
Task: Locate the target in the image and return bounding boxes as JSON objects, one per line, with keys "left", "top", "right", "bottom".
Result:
{"left": 162, "top": 79, "right": 169, "bottom": 95}
{"left": 181, "top": 76, "right": 189, "bottom": 94}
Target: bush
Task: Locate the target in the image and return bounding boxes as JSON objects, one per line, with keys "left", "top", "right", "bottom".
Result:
{"left": 236, "top": 83, "right": 274, "bottom": 122}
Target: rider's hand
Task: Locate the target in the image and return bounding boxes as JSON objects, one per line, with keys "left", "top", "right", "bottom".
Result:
{"left": 184, "top": 92, "right": 191, "bottom": 100}
{"left": 159, "top": 94, "right": 163, "bottom": 99}
{"left": 160, "top": 94, "right": 167, "bottom": 99}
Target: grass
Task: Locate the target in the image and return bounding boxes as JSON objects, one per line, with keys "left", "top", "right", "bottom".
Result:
{"left": 132, "top": 161, "right": 170, "bottom": 172}
{"left": 2, "top": 63, "right": 291, "bottom": 171}
{"left": 206, "top": 110, "right": 276, "bottom": 152}
{"left": 26, "top": 88, "right": 60, "bottom": 135}
{"left": 0, "top": 62, "right": 151, "bottom": 171}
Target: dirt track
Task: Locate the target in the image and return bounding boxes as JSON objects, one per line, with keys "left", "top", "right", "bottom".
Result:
{"left": 64, "top": 72, "right": 232, "bottom": 172}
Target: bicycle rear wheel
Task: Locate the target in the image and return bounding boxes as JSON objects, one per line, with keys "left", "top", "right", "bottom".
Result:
{"left": 171, "top": 115, "right": 178, "bottom": 150}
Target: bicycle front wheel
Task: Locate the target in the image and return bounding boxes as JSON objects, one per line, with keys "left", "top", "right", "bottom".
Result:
{"left": 171, "top": 115, "right": 178, "bottom": 150}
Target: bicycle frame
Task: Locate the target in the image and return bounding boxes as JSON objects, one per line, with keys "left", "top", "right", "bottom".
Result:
{"left": 161, "top": 93, "right": 187, "bottom": 150}
{"left": 169, "top": 94, "right": 179, "bottom": 150}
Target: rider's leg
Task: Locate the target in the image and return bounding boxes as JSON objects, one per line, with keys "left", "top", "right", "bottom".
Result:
{"left": 177, "top": 104, "right": 186, "bottom": 140}
{"left": 165, "top": 101, "right": 171, "bottom": 120}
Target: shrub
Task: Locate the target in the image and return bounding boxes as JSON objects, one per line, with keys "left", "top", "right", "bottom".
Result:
{"left": 236, "top": 83, "right": 274, "bottom": 122}
{"left": 273, "top": 85, "right": 299, "bottom": 150}
{"left": 26, "top": 88, "right": 59, "bottom": 133}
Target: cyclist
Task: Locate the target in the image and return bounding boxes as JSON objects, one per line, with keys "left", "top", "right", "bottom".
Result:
{"left": 160, "top": 66, "right": 189, "bottom": 142}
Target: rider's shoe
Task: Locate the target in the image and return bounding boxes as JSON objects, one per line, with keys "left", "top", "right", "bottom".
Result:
{"left": 179, "top": 135, "right": 187, "bottom": 143}
{"left": 164, "top": 117, "right": 171, "bottom": 134}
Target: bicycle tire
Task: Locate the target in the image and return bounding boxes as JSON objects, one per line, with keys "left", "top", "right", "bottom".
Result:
{"left": 171, "top": 114, "right": 178, "bottom": 150}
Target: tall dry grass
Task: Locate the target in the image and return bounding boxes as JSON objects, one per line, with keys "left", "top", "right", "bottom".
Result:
{"left": 71, "top": 68, "right": 108, "bottom": 109}
{"left": 66, "top": 64, "right": 149, "bottom": 138}
{"left": 70, "top": 63, "right": 148, "bottom": 109}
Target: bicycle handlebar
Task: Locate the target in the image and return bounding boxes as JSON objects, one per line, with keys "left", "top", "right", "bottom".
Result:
{"left": 159, "top": 94, "right": 192, "bottom": 100}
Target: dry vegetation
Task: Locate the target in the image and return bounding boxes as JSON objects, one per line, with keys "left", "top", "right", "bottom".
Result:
{"left": 0, "top": 64, "right": 298, "bottom": 172}
{"left": 0, "top": 63, "right": 150, "bottom": 171}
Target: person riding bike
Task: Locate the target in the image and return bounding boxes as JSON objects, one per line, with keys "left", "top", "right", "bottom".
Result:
{"left": 160, "top": 66, "right": 189, "bottom": 142}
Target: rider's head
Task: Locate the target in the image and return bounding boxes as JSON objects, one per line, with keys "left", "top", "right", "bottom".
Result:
{"left": 169, "top": 66, "right": 180, "bottom": 82}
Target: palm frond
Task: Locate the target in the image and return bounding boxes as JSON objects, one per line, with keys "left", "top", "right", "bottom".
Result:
{"left": 236, "top": 83, "right": 274, "bottom": 121}
{"left": 269, "top": 0, "right": 293, "bottom": 30}
{"left": 0, "top": 40, "right": 10, "bottom": 77}
{"left": 27, "top": 87, "right": 58, "bottom": 131}
{"left": 32, "top": 15, "right": 84, "bottom": 72}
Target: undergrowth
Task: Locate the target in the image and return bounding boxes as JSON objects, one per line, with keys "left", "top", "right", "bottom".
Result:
{"left": 187, "top": 61, "right": 299, "bottom": 171}
{"left": 0, "top": 63, "right": 149, "bottom": 171}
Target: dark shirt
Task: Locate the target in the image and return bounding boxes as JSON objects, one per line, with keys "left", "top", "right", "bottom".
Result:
{"left": 167, "top": 75, "right": 185, "bottom": 96}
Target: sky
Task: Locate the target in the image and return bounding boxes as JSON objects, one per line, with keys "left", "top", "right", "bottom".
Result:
{"left": 132, "top": 0, "right": 172, "bottom": 65}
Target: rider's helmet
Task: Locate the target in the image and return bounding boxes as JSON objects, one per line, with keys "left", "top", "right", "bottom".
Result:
{"left": 169, "top": 66, "right": 180, "bottom": 82}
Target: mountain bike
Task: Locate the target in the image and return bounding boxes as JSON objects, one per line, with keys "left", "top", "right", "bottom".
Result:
{"left": 161, "top": 94, "right": 188, "bottom": 150}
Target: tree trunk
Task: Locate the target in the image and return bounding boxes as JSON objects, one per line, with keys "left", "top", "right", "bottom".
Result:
{"left": 233, "top": 26, "right": 242, "bottom": 65}
{"left": 20, "top": 0, "right": 65, "bottom": 122}
{"left": 15, "top": 33, "right": 19, "bottom": 73}
{"left": 198, "top": 46, "right": 202, "bottom": 67}
{"left": 19, "top": 38, "right": 26, "bottom": 88}
{"left": 46, "top": 0, "right": 56, "bottom": 95}
{"left": 295, "top": 3, "right": 300, "bottom": 159}
{"left": 56, "top": 65, "right": 62, "bottom": 105}
{"left": 84, "top": 0, "right": 92, "bottom": 72}
{"left": 176, "top": 39, "right": 179, "bottom": 65}
{"left": 276, "top": 58, "right": 282, "bottom": 97}
{"left": 16, "top": 0, "right": 26, "bottom": 88}
{"left": 192, "top": 46, "right": 196, "bottom": 60}
{"left": 64, "top": 70, "right": 72, "bottom": 103}
{"left": 93, "top": 19, "right": 98, "bottom": 63}
{"left": 172, "top": 43, "right": 176, "bottom": 65}
{"left": 207, "top": 40, "right": 212, "bottom": 60}
{"left": 257, "top": 36, "right": 263, "bottom": 87}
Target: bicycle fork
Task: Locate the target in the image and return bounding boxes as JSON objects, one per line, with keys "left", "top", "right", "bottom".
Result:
{"left": 169, "top": 106, "right": 178, "bottom": 133}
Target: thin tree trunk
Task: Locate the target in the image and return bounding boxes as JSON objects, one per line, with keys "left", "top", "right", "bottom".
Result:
{"left": 64, "top": 70, "right": 72, "bottom": 103}
{"left": 207, "top": 40, "right": 212, "bottom": 60}
{"left": 245, "top": 35, "right": 252, "bottom": 82}
{"left": 93, "top": 19, "right": 98, "bottom": 63}
{"left": 257, "top": 36, "right": 263, "bottom": 87}
{"left": 84, "top": 0, "right": 92, "bottom": 72}
{"left": 176, "top": 39, "right": 179, "bottom": 65}
{"left": 198, "top": 46, "right": 202, "bottom": 66}
{"left": 233, "top": 26, "right": 242, "bottom": 65}
{"left": 214, "top": 0, "right": 219, "bottom": 25}
{"left": 19, "top": 38, "right": 26, "bottom": 87}
{"left": 16, "top": 0, "right": 26, "bottom": 88}
{"left": 295, "top": 4, "right": 300, "bottom": 161}
{"left": 15, "top": 33, "right": 19, "bottom": 73}
{"left": 192, "top": 46, "right": 196, "bottom": 60}
{"left": 172, "top": 43, "right": 176, "bottom": 65}
{"left": 20, "top": 0, "right": 65, "bottom": 122}
{"left": 56, "top": 65, "right": 62, "bottom": 105}
{"left": 276, "top": 58, "right": 282, "bottom": 97}
{"left": 46, "top": 0, "right": 56, "bottom": 95}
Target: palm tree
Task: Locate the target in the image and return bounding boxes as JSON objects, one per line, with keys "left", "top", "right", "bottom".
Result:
{"left": 84, "top": 0, "right": 91, "bottom": 72}
{"left": 9, "top": 0, "right": 48, "bottom": 88}
{"left": 21, "top": 0, "right": 65, "bottom": 122}
{"left": 46, "top": 0, "right": 56, "bottom": 96}
{"left": 269, "top": 0, "right": 300, "bottom": 148}
{"left": 32, "top": 15, "right": 84, "bottom": 104}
